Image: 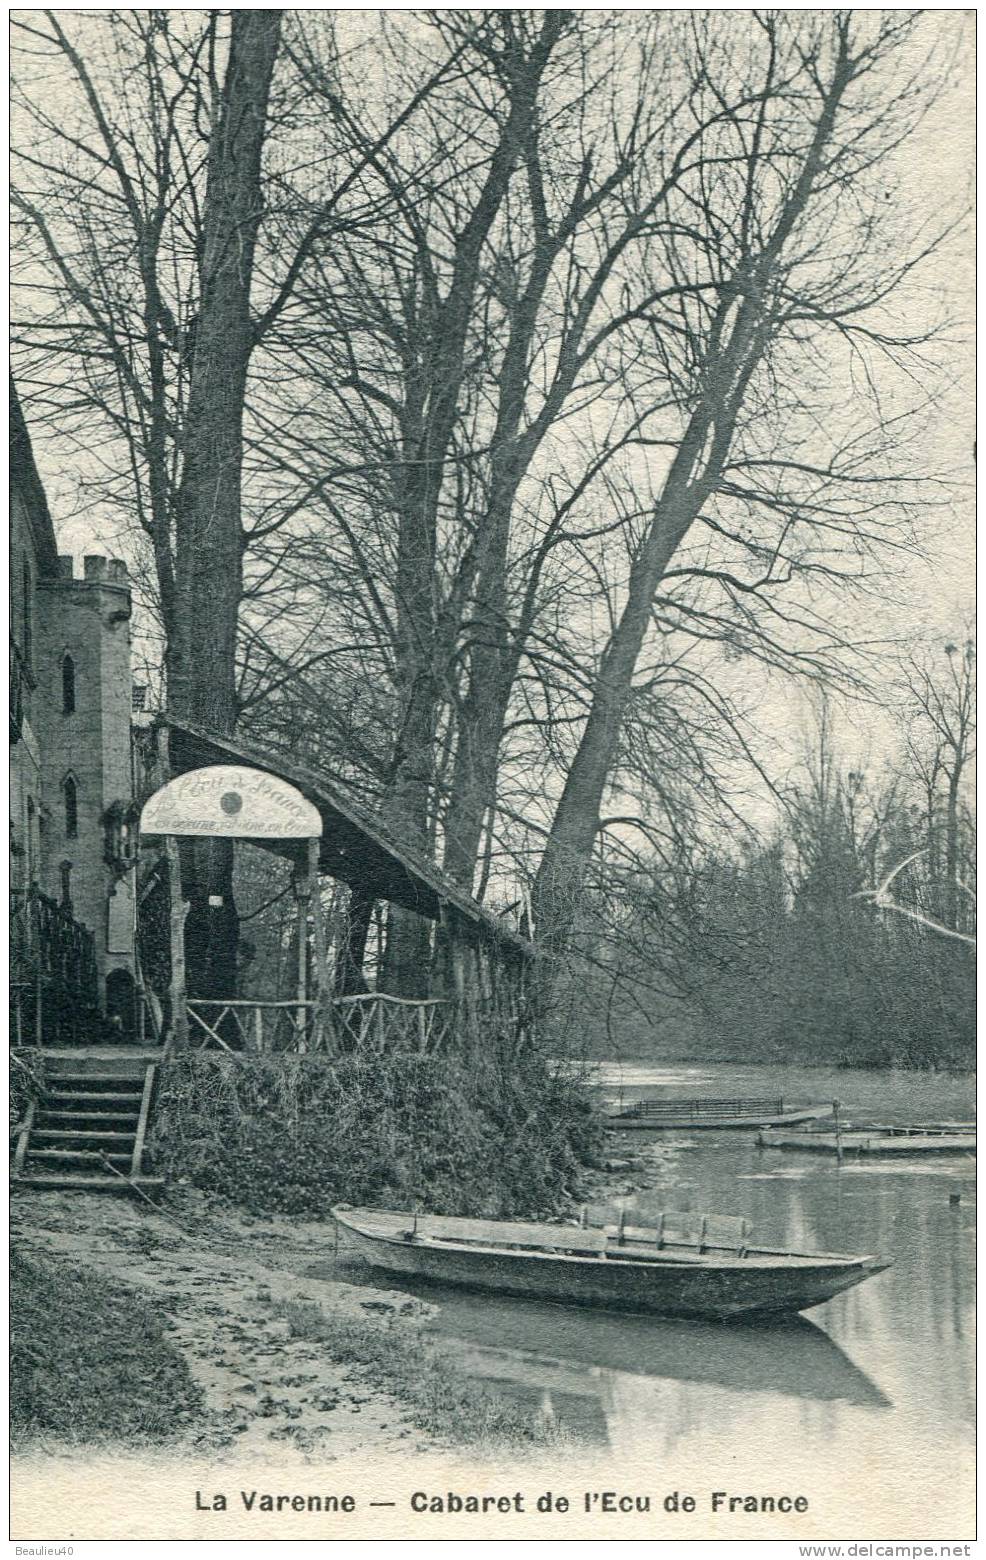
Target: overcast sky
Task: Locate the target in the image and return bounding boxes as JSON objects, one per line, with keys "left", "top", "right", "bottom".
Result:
{"left": 14, "top": 8, "right": 976, "bottom": 836}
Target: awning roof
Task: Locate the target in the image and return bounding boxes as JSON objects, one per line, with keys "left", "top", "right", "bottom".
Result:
{"left": 161, "top": 719, "right": 534, "bottom": 960}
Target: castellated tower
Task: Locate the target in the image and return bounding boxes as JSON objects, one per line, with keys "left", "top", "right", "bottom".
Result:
{"left": 35, "top": 554, "right": 136, "bottom": 1001}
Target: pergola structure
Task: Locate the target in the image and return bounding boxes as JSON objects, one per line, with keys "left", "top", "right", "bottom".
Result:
{"left": 137, "top": 719, "right": 535, "bottom": 1056}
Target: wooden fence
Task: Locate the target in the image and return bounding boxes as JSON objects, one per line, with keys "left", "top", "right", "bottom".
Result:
{"left": 10, "top": 888, "right": 100, "bottom": 1046}
{"left": 185, "top": 991, "right": 453, "bottom": 1056}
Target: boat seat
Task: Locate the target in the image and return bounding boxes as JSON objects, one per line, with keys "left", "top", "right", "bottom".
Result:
{"left": 417, "top": 1213, "right": 608, "bottom": 1257}
{"left": 583, "top": 1205, "right": 751, "bottom": 1255}
{"left": 628, "top": 1097, "right": 783, "bottom": 1118}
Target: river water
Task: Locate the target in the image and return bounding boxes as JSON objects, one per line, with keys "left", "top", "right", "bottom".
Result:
{"left": 332, "top": 1062, "right": 975, "bottom": 1531}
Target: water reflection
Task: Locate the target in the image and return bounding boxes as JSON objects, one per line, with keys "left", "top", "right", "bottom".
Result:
{"left": 324, "top": 1063, "right": 973, "bottom": 1515}
{"left": 432, "top": 1293, "right": 891, "bottom": 1408}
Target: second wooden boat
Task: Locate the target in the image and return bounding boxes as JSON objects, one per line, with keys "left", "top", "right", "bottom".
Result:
{"left": 333, "top": 1205, "right": 890, "bottom": 1320}
{"left": 607, "top": 1095, "right": 833, "bottom": 1131}
{"left": 760, "top": 1122, "right": 976, "bottom": 1157}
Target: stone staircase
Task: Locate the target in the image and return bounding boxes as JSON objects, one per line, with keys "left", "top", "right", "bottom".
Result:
{"left": 12, "top": 1056, "right": 164, "bottom": 1195}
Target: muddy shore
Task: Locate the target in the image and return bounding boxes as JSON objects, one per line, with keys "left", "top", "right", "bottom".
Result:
{"left": 11, "top": 1187, "right": 441, "bottom": 1461}
{"left": 10, "top": 1138, "right": 672, "bottom": 1461}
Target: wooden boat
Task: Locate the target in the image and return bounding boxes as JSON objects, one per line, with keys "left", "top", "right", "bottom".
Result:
{"left": 332, "top": 1205, "right": 890, "bottom": 1320}
{"left": 760, "top": 1122, "right": 976, "bottom": 1157}
{"left": 607, "top": 1095, "right": 833, "bottom": 1131}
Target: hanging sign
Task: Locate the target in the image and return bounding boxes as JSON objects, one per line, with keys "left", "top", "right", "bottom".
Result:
{"left": 140, "top": 764, "right": 322, "bottom": 839}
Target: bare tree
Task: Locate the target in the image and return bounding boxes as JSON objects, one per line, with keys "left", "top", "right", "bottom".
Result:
{"left": 241, "top": 17, "right": 798, "bottom": 879}
{"left": 223, "top": 13, "right": 958, "bottom": 1018}
{"left": 12, "top": 12, "right": 965, "bottom": 1025}
{"left": 13, "top": 11, "right": 283, "bottom": 728}
{"left": 11, "top": 9, "right": 467, "bottom": 995}
{"left": 529, "top": 12, "right": 956, "bottom": 996}
{"left": 900, "top": 635, "right": 976, "bottom": 932}
{"left": 13, "top": 10, "right": 285, "bottom": 994}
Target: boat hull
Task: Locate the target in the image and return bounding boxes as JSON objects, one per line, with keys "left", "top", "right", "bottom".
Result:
{"left": 334, "top": 1211, "right": 888, "bottom": 1320}
{"left": 608, "top": 1104, "right": 832, "bottom": 1132}
{"left": 761, "top": 1129, "right": 976, "bottom": 1157}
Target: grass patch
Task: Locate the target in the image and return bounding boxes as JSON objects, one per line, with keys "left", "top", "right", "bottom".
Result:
{"left": 10, "top": 1245, "right": 204, "bottom": 1449}
{"left": 151, "top": 1047, "right": 603, "bottom": 1220}
{"left": 275, "top": 1297, "right": 565, "bottom": 1452}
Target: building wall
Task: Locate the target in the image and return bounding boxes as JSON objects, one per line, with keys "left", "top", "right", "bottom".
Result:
{"left": 10, "top": 385, "right": 137, "bottom": 1009}
{"left": 10, "top": 476, "right": 50, "bottom": 907}
{"left": 35, "top": 557, "right": 136, "bottom": 990}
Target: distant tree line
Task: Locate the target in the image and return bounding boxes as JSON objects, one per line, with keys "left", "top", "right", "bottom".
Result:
{"left": 569, "top": 647, "right": 974, "bottom": 1071}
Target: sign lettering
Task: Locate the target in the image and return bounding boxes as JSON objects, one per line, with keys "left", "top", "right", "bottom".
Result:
{"left": 140, "top": 765, "right": 322, "bottom": 839}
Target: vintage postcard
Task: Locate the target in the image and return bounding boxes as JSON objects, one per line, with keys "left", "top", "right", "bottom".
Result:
{"left": 9, "top": 7, "right": 974, "bottom": 1546}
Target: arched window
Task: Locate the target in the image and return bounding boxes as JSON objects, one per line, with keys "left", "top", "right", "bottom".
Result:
{"left": 63, "top": 775, "right": 78, "bottom": 839}
{"left": 61, "top": 653, "right": 76, "bottom": 714}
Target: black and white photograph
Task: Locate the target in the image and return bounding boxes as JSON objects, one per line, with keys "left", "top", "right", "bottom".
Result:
{"left": 9, "top": 6, "right": 974, "bottom": 1544}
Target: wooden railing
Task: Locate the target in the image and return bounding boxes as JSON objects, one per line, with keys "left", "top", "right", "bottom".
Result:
{"left": 624, "top": 1096, "right": 785, "bottom": 1120}
{"left": 335, "top": 993, "right": 452, "bottom": 1053}
{"left": 185, "top": 992, "right": 452, "bottom": 1056}
{"left": 187, "top": 999, "right": 315, "bottom": 1054}
{"left": 10, "top": 888, "right": 100, "bottom": 1046}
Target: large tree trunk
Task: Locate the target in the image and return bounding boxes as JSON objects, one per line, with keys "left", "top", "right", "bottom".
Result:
{"left": 442, "top": 465, "right": 522, "bottom": 890}
{"left": 531, "top": 468, "right": 707, "bottom": 968}
{"left": 529, "top": 39, "right": 855, "bottom": 1013}
{"left": 444, "top": 665, "right": 513, "bottom": 892}
{"left": 381, "top": 15, "right": 566, "bottom": 987}
{"left": 529, "top": 291, "right": 766, "bottom": 990}
{"left": 442, "top": 276, "right": 548, "bottom": 889}
{"left": 441, "top": 101, "right": 681, "bottom": 890}
{"left": 164, "top": 11, "right": 281, "bottom": 1001}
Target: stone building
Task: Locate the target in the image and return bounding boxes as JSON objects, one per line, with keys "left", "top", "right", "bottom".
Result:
{"left": 10, "top": 382, "right": 137, "bottom": 1043}
{"left": 11, "top": 380, "right": 533, "bottom": 1062}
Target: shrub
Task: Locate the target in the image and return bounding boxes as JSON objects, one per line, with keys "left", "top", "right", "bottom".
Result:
{"left": 149, "top": 1039, "right": 603, "bottom": 1219}
{"left": 10, "top": 1050, "right": 45, "bottom": 1133}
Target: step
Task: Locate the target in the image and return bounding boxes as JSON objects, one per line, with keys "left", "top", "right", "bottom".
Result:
{"left": 13, "top": 1172, "right": 165, "bottom": 1195}
{"left": 31, "top": 1130, "right": 137, "bottom": 1146}
{"left": 47, "top": 1106, "right": 142, "bottom": 1117}
{"left": 26, "top": 1148, "right": 134, "bottom": 1165}
{"left": 35, "top": 1121, "right": 139, "bottom": 1137}
{"left": 48, "top": 1078, "right": 145, "bottom": 1093}
{"left": 41, "top": 1097, "right": 141, "bottom": 1111}
{"left": 41, "top": 1055, "right": 154, "bottom": 1081}
{"left": 38, "top": 1110, "right": 140, "bottom": 1126}
{"left": 47, "top": 1090, "right": 143, "bottom": 1105}
{"left": 44, "top": 1074, "right": 148, "bottom": 1087}
{"left": 43, "top": 1073, "right": 147, "bottom": 1085}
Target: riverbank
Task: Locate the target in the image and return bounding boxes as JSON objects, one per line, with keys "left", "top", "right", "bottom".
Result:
{"left": 11, "top": 1054, "right": 974, "bottom": 1542}
{"left": 11, "top": 1244, "right": 203, "bottom": 1448}
{"left": 9, "top": 1187, "right": 562, "bottom": 1462}
{"left": 150, "top": 1049, "right": 603, "bottom": 1219}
